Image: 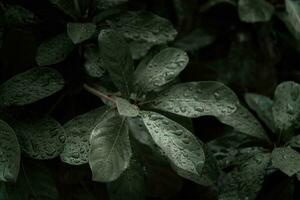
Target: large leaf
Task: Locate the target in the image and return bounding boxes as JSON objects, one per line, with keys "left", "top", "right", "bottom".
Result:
{"left": 107, "top": 159, "right": 146, "bottom": 200}
{"left": 0, "top": 120, "right": 20, "bottom": 182}
{"left": 148, "top": 81, "right": 267, "bottom": 140}
{"left": 245, "top": 93, "right": 275, "bottom": 132}
{"left": 271, "top": 147, "right": 300, "bottom": 176}
{"left": 110, "top": 11, "right": 177, "bottom": 44}
{"left": 285, "top": 0, "right": 300, "bottom": 39}
{"left": 0, "top": 67, "right": 64, "bottom": 107}
{"left": 12, "top": 115, "right": 66, "bottom": 160}
{"left": 238, "top": 0, "right": 274, "bottom": 23}
{"left": 84, "top": 45, "right": 105, "bottom": 78}
{"left": 60, "top": 106, "right": 108, "bottom": 165}
{"left": 36, "top": 33, "right": 74, "bottom": 66}
{"left": 89, "top": 110, "right": 132, "bottom": 182}
{"left": 98, "top": 29, "right": 134, "bottom": 97}
{"left": 67, "top": 23, "right": 96, "bottom": 44}
{"left": 134, "top": 48, "right": 188, "bottom": 93}
{"left": 115, "top": 97, "right": 139, "bottom": 117}
{"left": 272, "top": 81, "right": 300, "bottom": 131}
{"left": 140, "top": 111, "right": 205, "bottom": 183}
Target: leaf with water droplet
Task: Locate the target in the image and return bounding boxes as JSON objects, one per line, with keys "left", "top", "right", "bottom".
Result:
{"left": 238, "top": 0, "right": 274, "bottom": 23}
{"left": 115, "top": 97, "right": 139, "bottom": 117}
{"left": 36, "top": 33, "right": 74, "bottom": 66}
{"left": 12, "top": 115, "right": 66, "bottom": 160}
{"left": 84, "top": 45, "right": 105, "bottom": 78}
{"left": 0, "top": 67, "right": 64, "bottom": 107}
{"left": 134, "top": 48, "right": 188, "bottom": 93}
{"left": 98, "top": 29, "right": 134, "bottom": 97}
{"left": 67, "top": 22, "right": 96, "bottom": 44}
{"left": 271, "top": 147, "right": 300, "bottom": 176}
{"left": 60, "top": 106, "right": 108, "bottom": 165}
{"left": 272, "top": 81, "right": 300, "bottom": 132}
{"left": 110, "top": 11, "right": 177, "bottom": 44}
{"left": 107, "top": 159, "right": 146, "bottom": 200}
{"left": 0, "top": 120, "right": 20, "bottom": 182}
{"left": 140, "top": 111, "right": 205, "bottom": 183}
{"left": 129, "top": 40, "right": 155, "bottom": 60}
{"left": 89, "top": 110, "right": 132, "bottom": 182}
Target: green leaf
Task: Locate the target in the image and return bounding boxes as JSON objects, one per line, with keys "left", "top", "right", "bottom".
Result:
{"left": 98, "top": 29, "right": 134, "bottom": 97}
{"left": 272, "top": 81, "right": 300, "bottom": 131}
{"left": 129, "top": 41, "right": 155, "bottom": 60}
{"left": 97, "top": 0, "right": 128, "bottom": 9}
{"left": 67, "top": 23, "right": 96, "bottom": 44}
{"left": 0, "top": 120, "right": 20, "bottom": 182}
{"left": 12, "top": 115, "right": 66, "bottom": 160}
{"left": 271, "top": 147, "right": 300, "bottom": 176}
{"left": 49, "top": 0, "right": 80, "bottom": 19}
{"left": 115, "top": 97, "right": 139, "bottom": 117}
{"left": 285, "top": 0, "right": 300, "bottom": 39}
{"left": 134, "top": 48, "right": 188, "bottom": 93}
{"left": 4, "top": 160, "right": 59, "bottom": 200}
{"left": 3, "top": 5, "right": 36, "bottom": 26}
{"left": 0, "top": 67, "right": 64, "bottom": 107}
{"left": 110, "top": 11, "right": 177, "bottom": 44}
{"left": 127, "top": 117, "right": 155, "bottom": 146}
{"left": 238, "top": 0, "right": 274, "bottom": 23}
{"left": 148, "top": 81, "right": 267, "bottom": 140}
{"left": 60, "top": 106, "right": 108, "bottom": 165}
{"left": 107, "top": 159, "right": 146, "bottom": 200}
{"left": 36, "top": 33, "right": 74, "bottom": 66}
{"left": 84, "top": 45, "right": 105, "bottom": 78}
{"left": 287, "top": 134, "right": 300, "bottom": 148}
{"left": 89, "top": 110, "right": 132, "bottom": 182}
{"left": 140, "top": 111, "right": 205, "bottom": 183}
{"left": 245, "top": 93, "right": 275, "bottom": 132}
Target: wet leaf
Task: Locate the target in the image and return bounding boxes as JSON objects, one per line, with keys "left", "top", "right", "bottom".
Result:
{"left": 115, "top": 97, "right": 139, "bottom": 117}
{"left": 84, "top": 45, "right": 105, "bottom": 78}
{"left": 67, "top": 23, "right": 96, "bottom": 44}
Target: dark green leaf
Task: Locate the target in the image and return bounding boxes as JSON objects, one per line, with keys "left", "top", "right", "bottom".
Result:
{"left": 271, "top": 147, "right": 300, "bottom": 176}
{"left": 238, "top": 0, "right": 274, "bottom": 23}
{"left": 0, "top": 120, "right": 20, "bottom": 182}
{"left": 89, "top": 110, "right": 132, "bottom": 182}
{"left": 288, "top": 134, "right": 300, "bottom": 148}
{"left": 115, "top": 97, "right": 139, "bottom": 117}
{"left": 3, "top": 5, "right": 36, "bottom": 26}
{"left": 97, "top": 0, "right": 128, "bottom": 9}
{"left": 134, "top": 48, "right": 188, "bottom": 93}
{"left": 140, "top": 111, "right": 205, "bottom": 183}
{"left": 36, "top": 33, "right": 74, "bottom": 66}
{"left": 67, "top": 23, "right": 96, "bottom": 44}
{"left": 84, "top": 45, "right": 105, "bottom": 78}
{"left": 98, "top": 29, "right": 134, "bottom": 97}
{"left": 285, "top": 0, "right": 300, "bottom": 39}
{"left": 0, "top": 67, "right": 64, "bottom": 107}
{"left": 60, "top": 106, "right": 108, "bottom": 165}
{"left": 129, "top": 41, "right": 155, "bottom": 60}
{"left": 49, "top": 0, "right": 80, "bottom": 19}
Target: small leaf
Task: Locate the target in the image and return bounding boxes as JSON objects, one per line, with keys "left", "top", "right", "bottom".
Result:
{"left": 12, "top": 115, "right": 66, "bottom": 160}
{"left": 67, "top": 23, "right": 96, "bottom": 44}
{"left": 271, "top": 147, "right": 300, "bottom": 176}
{"left": 36, "top": 33, "right": 74, "bottom": 66}
{"left": 0, "top": 120, "right": 20, "bottom": 182}
{"left": 0, "top": 67, "right": 64, "bottom": 107}
{"left": 98, "top": 29, "right": 134, "bottom": 97}
{"left": 89, "top": 110, "right": 132, "bottom": 182}
{"left": 84, "top": 45, "right": 105, "bottom": 78}
{"left": 107, "top": 159, "right": 146, "bottom": 200}
{"left": 60, "top": 106, "right": 108, "bottom": 165}
{"left": 134, "top": 48, "right": 188, "bottom": 93}
{"left": 115, "top": 97, "right": 139, "bottom": 117}
{"left": 140, "top": 111, "right": 205, "bottom": 183}
{"left": 238, "top": 0, "right": 274, "bottom": 23}
{"left": 272, "top": 81, "right": 300, "bottom": 131}
{"left": 110, "top": 11, "right": 177, "bottom": 44}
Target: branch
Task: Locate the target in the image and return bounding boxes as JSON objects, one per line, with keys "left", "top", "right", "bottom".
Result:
{"left": 83, "top": 83, "right": 116, "bottom": 105}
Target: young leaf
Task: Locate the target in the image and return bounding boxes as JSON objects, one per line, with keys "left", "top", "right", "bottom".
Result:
{"left": 0, "top": 67, "right": 64, "bottom": 107}
{"left": 98, "top": 29, "right": 134, "bottom": 97}
{"left": 115, "top": 97, "right": 139, "bottom": 117}
{"left": 84, "top": 45, "right": 105, "bottom": 78}
{"left": 67, "top": 23, "right": 96, "bottom": 44}
{"left": 36, "top": 33, "right": 74, "bottom": 66}
{"left": 0, "top": 120, "right": 20, "bottom": 182}
{"left": 107, "top": 159, "right": 146, "bottom": 200}
{"left": 110, "top": 11, "right": 177, "bottom": 44}
{"left": 140, "top": 111, "right": 205, "bottom": 183}
{"left": 12, "top": 115, "right": 66, "bottom": 160}
{"left": 245, "top": 93, "right": 275, "bottom": 132}
{"left": 272, "top": 81, "right": 300, "bottom": 131}
{"left": 89, "top": 110, "right": 132, "bottom": 182}
{"left": 60, "top": 106, "right": 108, "bottom": 165}
{"left": 134, "top": 48, "right": 188, "bottom": 93}
{"left": 271, "top": 147, "right": 300, "bottom": 176}
{"left": 238, "top": 0, "right": 274, "bottom": 23}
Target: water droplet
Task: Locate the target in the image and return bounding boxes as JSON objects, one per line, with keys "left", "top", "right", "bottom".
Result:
{"left": 180, "top": 107, "right": 187, "bottom": 113}
{"left": 173, "top": 130, "right": 183, "bottom": 136}
{"left": 195, "top": 106, "right": 204, "bottom": 112}
{"left": 214, "top": 92, "right": 221, "bottom": 100}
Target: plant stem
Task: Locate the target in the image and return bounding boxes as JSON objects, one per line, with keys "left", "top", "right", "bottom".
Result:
{"left": 83, "top": 83, "right": 116, "bottom": 105}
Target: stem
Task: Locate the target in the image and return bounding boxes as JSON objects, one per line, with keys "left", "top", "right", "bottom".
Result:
{"left": 83, "top": 83, "right": 116, "bottom": 105}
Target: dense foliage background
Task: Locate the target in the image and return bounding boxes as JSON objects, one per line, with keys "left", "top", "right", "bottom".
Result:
{"left": 1, "top": 0, "right": 300, "bottom": 199}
